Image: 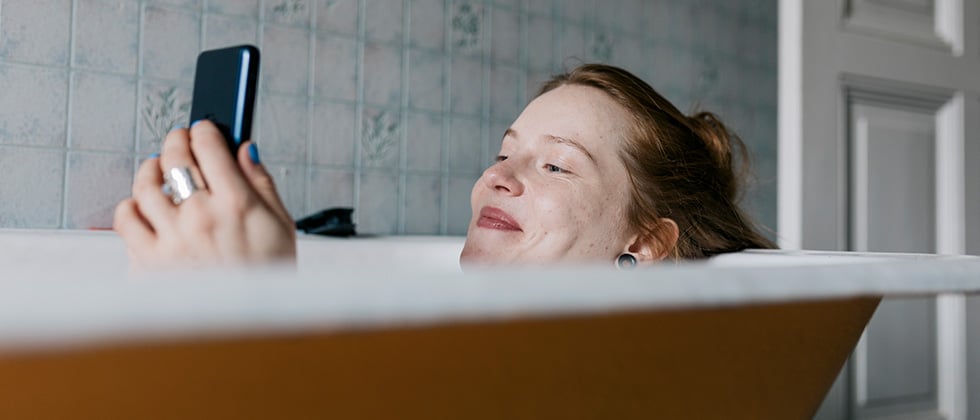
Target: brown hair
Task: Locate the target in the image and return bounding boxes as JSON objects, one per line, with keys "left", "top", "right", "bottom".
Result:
{"left": 539, "top": 64, "right": 775, "bottom": 259}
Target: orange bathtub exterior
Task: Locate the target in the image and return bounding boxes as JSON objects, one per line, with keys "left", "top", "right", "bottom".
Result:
{"left": 0, "top": 297, "right": 879, "bottom": 419}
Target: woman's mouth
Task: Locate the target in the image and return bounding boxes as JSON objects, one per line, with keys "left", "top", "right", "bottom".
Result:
{"left": 477, "top": 206, "right": 522, "bottom": 231}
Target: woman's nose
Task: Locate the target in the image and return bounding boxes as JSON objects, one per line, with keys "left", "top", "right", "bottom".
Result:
{"left": 483, "top": 160, "right": 525, "bottom": 196}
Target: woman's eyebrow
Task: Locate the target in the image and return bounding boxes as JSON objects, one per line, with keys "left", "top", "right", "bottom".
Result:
{"left": 546, "top": 134, "right": 598, "bottom": 166}
{"left": 503, "top": 128, "right": 598, "bottom": 166}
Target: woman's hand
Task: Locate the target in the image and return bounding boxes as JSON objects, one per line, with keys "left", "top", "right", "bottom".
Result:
{"left": 114, "top": 120, "right": 296, "bottom": 270}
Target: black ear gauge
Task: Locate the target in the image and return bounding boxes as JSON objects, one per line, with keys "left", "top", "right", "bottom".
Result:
{"left": 616, "top": 253, "right": 637, "bottom": 270}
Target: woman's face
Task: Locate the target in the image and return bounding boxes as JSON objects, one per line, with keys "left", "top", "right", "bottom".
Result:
{"left": 460, "top": 84, "right": 636, "bottom": 266}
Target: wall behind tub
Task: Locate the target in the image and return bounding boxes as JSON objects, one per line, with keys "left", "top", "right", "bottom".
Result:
{"left": 0, "top": 0, "right": 777, "bottom": 236}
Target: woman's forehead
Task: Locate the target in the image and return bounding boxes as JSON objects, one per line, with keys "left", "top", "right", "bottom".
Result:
{"left": 514, "top": 84, "right": 629, "bottom": 145}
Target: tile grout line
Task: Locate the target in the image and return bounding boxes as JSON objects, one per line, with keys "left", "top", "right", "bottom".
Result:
{"left": 60, "top": 0, "right": 79, "bottom": 229}
{"left": 439, "top": 0, "right": 453, "bottom": 235}
{"left": 306, "top": 0, "right": 318, "bottom": 218}
{"left": 397, "top": 0, "right": 411, "bottom": 234}
{"left": 353, "top": 0, "right": 366, "bottom": 227}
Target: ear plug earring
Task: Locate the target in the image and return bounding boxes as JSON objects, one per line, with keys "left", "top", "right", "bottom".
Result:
{"left": 616, "top": 253, "right": 637, "bottom": 270}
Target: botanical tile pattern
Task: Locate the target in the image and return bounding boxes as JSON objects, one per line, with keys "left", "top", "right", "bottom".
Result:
{"left": 451, "top": 1, "right": 482, "bottom": 55}
{"left": 361, "top": 108, "right": 400, "bottom": 167}
{"left": 140, "top": 84, "right": 191, "bottom": 152}
{"left": 0, "top": 0, "right": 778, "bottom": 235}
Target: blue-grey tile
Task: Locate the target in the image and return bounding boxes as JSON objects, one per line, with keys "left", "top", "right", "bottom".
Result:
{"left": 64, "top": 152, "right": 133, "bottom": 229}
{"left": 311, "top": 101, "right": 356, "bottom": 166}
{"left": 558, "top": 24, "right": 588, "bottom": 63}
{"left": 308, "top": 167, "right": 354, "bottom": 210}
{"left": 527, "top": 0, "right": 553, "bottom": 15}
{"left": 264, "top": 0, "right": 311, "bottom": 27}
{"left": 360, "top": 107, "right": 401, "bottom": 168}
{"left": 0, "top": 0, "right": 70, "bottom": 65}
{"left": 316, "top": 0, "right": 358, "bottom": 36}
{"left": 0, "top": 147, "right": 64, "bottom": 228}
{"left": 208, "top": 0, "right": 260, "bottom": 17}
{"left": 449, "top": 56, "right": 482, "bottom": 115}
{"left": 526, "top": 69, "right": 551, "bottom": 102}
{"left": 411, "top": 0, "right": 445, "bottom": 51}
{"left": 404, "top": 174, "right": 441, "bottom": 234}
{"left": 358, "top": 171, "right": 399, "bottom": 234}
{"left": 447, "top": 173, "right": 477, "bottom": 235}
{"left": 314, "top": 34, "right": 358, "bottom": 101}
{"left": 406, "top": 111, "right": 442, "bottom": 172}
{"left": 265, "top": 163, "right": 306, "bottom": 218}
{"left": 204, "top": 14, "right": 259, "bottom": 49}
{"left": 74, "top": 0, "right": 139, "bottom": 74}
{"left": 0, "top": 64, "right": 68, "bottom": 147}
{"left": 142, "top": 6, "right": 201, "bottom": 81}
{"left": 561, "top": 0, "right": 590, "bottom": 23}
{"left": 490, "top": 64, "right": 521, "bottom": 122}
{"left": 70, "top": 72, "right": 137, "bottom": 152}
{"left": 261, "top": 24, "right": 310, "bottom": 95}
{"left": 491, "top": 7, "right": 520, "bottom": 66}
{"left": 408, "top": 49, "right": 444, "bottom": 112}
{"left": 365, "top": 0, "right": 402, "bottom": 43}
{"left": 363, "top": 42, "right": 402, "bottom": 107}
{"left": 527, "top": 14, "right": 553, "bottom": 71}
{"left": 138, "top": 81, "right": 192, "bottom": 153}
{"left": 256, "top": 94, "right": 309, "bottom": 164}
{"left": 448, "top": 115, "right": 482, "bottom": 172}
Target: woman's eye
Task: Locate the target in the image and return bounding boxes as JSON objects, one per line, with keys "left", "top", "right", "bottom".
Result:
{"left": 545, "top": 164, "right": 567, "bottom": 174}
{"left": 495, "top": 155, "right": 508, "bottom": 162}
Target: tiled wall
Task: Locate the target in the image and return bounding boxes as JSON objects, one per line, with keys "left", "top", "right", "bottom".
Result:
{"left": 0, "top": 0, "right": 777, "bottom": 236}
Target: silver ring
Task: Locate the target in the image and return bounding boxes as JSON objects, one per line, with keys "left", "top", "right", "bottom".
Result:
{"left": 162, "top": 166, "right": 203, "bottom": 205}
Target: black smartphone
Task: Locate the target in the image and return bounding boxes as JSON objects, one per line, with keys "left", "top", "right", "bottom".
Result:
{"left": 189, "top": 44, "right": 260, "bottom": 153}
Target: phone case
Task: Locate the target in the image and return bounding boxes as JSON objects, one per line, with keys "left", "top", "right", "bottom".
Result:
{"left": 188, "top": 45, "right": 260, "bottom": 153}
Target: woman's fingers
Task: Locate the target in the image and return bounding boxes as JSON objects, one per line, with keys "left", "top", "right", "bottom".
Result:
{"left": 238, "top": 141, "right": 293, "bottom": 227}
{"left": 113, "top": 198, "right": 156, "bottom": 248}
{"left": 187, "top": 120, "right": 250, "bottom": 197}
{"left": 131, "top": 156, "right": 177, "bottom": 231}
{"left": 160, "top": 126, "right": 209, "bottom": 195}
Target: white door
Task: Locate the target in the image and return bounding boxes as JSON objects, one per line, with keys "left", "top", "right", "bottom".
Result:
{"left": 778, "top": 0, "right": 980, "bottom": 419}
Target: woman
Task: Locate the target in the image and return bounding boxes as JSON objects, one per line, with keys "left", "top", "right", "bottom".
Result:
{"left": 114, "top": 64, "right": 774, "bottom": 269}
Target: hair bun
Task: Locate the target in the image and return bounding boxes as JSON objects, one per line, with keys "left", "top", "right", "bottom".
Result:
{"left": 686, "top": 111, "right": 747, "bottom": 201}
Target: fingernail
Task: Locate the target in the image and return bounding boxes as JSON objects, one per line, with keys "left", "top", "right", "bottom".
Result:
{"left": 248, "top": 143, "right": 261, "bottom": 164}
{"left": 190, "top": 119, "right": 204, "bottom": 128}
{"left": 169, "top": 123, "right": 186, "bottom": 132}
{"left": 148, "top": 152, "right": 160, "bottom": 159}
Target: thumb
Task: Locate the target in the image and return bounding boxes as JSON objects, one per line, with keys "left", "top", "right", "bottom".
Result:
{"left": 238, "top": 141, "right": 294, "bottom": 227}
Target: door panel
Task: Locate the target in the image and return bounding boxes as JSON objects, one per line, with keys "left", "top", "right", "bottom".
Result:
{"left": 849, "top": 103, "right": 941, "bottom": 418}
{"left": 782, "top": 0, "right": 977, "bottom": 418}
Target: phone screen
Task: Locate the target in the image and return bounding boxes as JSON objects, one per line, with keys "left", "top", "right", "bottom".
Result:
{"left": 188, "top": 45, "right": 260, "bottom": 153}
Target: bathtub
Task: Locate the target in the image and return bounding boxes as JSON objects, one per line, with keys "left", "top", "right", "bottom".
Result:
{"left": 0, "top": 229, "right": 978, "bottom": 419}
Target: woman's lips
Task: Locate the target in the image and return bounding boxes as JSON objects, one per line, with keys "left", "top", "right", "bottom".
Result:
{"left": 477, "top": 206, "right": 522, "bottom": 231}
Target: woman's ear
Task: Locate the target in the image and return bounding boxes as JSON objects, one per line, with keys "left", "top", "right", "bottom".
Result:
{"left": 625, "top": 218, "right": 679, "bottom": 262}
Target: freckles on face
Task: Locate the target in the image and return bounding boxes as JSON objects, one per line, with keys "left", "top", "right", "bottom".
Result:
{"left": 460, "top": 84, "right": 636, "bottom": 266}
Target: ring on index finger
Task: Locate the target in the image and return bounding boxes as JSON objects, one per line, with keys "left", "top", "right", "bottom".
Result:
{"left": 162, "top": 166, "right": 206, "bottom": 205}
